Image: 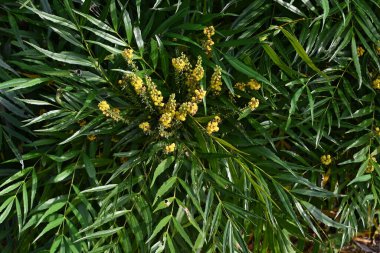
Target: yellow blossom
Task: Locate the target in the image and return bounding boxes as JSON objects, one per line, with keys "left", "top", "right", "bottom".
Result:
{"left": 120, "top": 157, "right": 128, "bottom": 163}
{"left": 235, "top": 82, "right": 246, "bottom": 91}
{"left": 248, "top": 97, "right": 259, "bottom": 111}
{"left": 164, "top": 143, "right": 176, "bottom": 154}
{"left": 366, "top": 156, "right": 377, "bottom": 173}
{"left": 203, "top": 26, "right": 215, "bottom": 38}
{"left": 203, "top": 26, "right": 215, "bottom": 55}
{"left": 320, "top": 154, "right": 332, "bottom": 166}
{"left": 206, "top": 116, "right": 221, "bottom": 135}
{"left": 357, "top": 46, "right": 365, "bottom": 57}
{"left": 373, "top": 78, "right": 380, "bottom": 90}
{"left": 98, "top": 100, "right": 110, "bottom": 112}
{"left": 175, "top": 103, "right": 188, "bottom": 121}
{"left": 191, "top": 88, "right": 206, "bottom": 103}
{"left": 160, "top": 112, "right": 173, "bottom": 128}
{"left": 139, "top": 122, "right": 151, "bottom": 133}
{"left": 126, "top": 73, "right": 145, "bottom": 95}
{"left": 172, "top": 53, "right": 190, "bottom": 72}
{"left": 87, "top": 134, "right": 96, "bottom": 141}
{"left": 163, "top": 94, "right": 177, "bottom": 116}
{"left": 146, "top": 77, "right": 164, "bottom": 108}
{"left": 122, "top": 48, "right": 133, "bottom": 63}
{"left": 192, "top": 56, "right": 204, "bottom": 82}
{"left": 375, "top": 127, "right": 380, "bottom": 136}
{"left": 186, "top": 102, "right": 198, "bottom": 116}
{"left": 210, "top": 65, "right": 222, "bottom": 93}
{"left": 39, "top": 108, "right": 47, "bottom": 115}
{"left": 247, "top": 79, "right": 261, "bottom": 90}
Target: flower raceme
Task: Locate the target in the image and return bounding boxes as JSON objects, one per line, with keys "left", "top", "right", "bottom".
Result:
{"left": 210, "top": 65, "right": 222, "bottom": 94}
{"left": 206, "top": 116, "right": 221, "bottom": 135}
{"left": 98, "top": 100, "right": 122, "bottom": 122}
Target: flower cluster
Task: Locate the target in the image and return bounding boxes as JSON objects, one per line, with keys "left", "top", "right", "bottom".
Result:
{"left": 160, "top": 112, "right": 175, "bottom": 129}
{"left": 203, "top": 26, "right": 215, "bottom": 55}
{"left": 139, "top": 122, "right": 150, "bottom": 133}
{"left": 247, "top": 79, "right": 261, "bottom": 90}
{"left": 235, "top": 82, "right": 246, "bottom": 91}
{"left": 185, "top": 56, "right": 204, "bottom": 92}
{"left": 234, "top": 79, "right": 261, "bottom": 91}
{"left": 248, "top": 97, "right": 259, "bottom": 111}
{"left": 175, "top": 102, "right": 198, "bottom": 121}
{"left": 191, "top": 88, "right": 206, "bottom": 103}
{"left": 146, "top": 77, "right": 164, "bottom": 108}
{"left": 373, "top": 78, "right": 380, "bottom": 90}
{"left": 98, "top": 100, "right": 122, "bottom": 122}
{"left": 164, "top": 143, "right": 176, "bottom": 154}
{"left": 172, "top": 53, "right": 191, "bottom": 72}
{"left": 124, "top": 73, "right": 145, "bottom": 95}
{"left": 122, "top": 48, "right": 134, "bottom": 64}
{"left": 210, "top": 65, "right": 222, "bottom": 94}
{"left": 366, "top": 156, "right": 377, "bottom": 173}
{"left": 320, "top": 154, "right": 332, "bottom": 166}
{"left": 206, "top": 116, "right": 221, "bottom": 135}
{"left": 357, "top": 46, "right": 365, "bottom": 57}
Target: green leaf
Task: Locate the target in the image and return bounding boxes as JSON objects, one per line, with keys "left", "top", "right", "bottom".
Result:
{"left": 74, "top": 227, "right": 123, "bottom": 243}
{"left": 153, "top": 177, "right": 177, "bottom": 205}
{"left": 151, "top": 156, "right": 175, "bottom": 188}
{"left": 147, "top": 215, "right": 171, "bottom": 243}
{"left": 280, "top": 28, "right": 327, "bottom": 78}
{"left": 33, "top": 216, "right": 65, "bottom": 243}
{"left": 83, "top": 153, "right": 96, "bottom": 179}
{"left": 351, "top": 36, "right": 362, "bottom": 89}
{"left": 26, "top": 42, "right": 94, "bottom": 67}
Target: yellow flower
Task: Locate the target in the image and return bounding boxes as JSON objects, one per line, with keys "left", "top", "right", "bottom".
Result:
{"left": 247, "top": 79, "right": 261, "bottom": 90}
{"left": 206, "top": 116, "right": 221, "bottom": 135}
{"left": 163, "top": 94, "right": 177, "bottom": 116}
{"left": 146, "top": 77, "right": 164, "bottom": 108}
{"left": 320, "top": 154, "right": 332, "bottom": 166}
{"left": 357, "top": 46, "right": 365, "bottom": 57}
{"left": 234, "top": 82, "right": 246, "bottom": 91}
{"left": 203, "top": 26, "right": 215, "bottom": 55}
{"left": 192, "top": 56, "right": 204, "bottom": 82}
{"left": 164, "top": 143, "right": 176, "bottom": 154}
{"left": 172, "top": 53, "right": 190, "bottom": 72}
{"left": 186, "top": 102, "right": 198, "bottom": 116}
{"left": 126, "top": 73, "right": 145, "bottom": 95}
{"left": 98, "top": 100, "right": 110, "bottom": 112}
{"left": 139, "top": 122, "right": 151, "bottom": 133}
{"left": 248, "top": 97, "right": 259, "bottom": 111}
{"left": 366, "top": 156, "right": 377, "bottom": 173}
{"left": 375, "top": 127, "right": 380, "bottom": 136}
{"left": 176, "top": 103, "right": 188, "bottom": 121}
{"left": 210, "top": 65, "right": 222, "bottom": 93}
{"left": 87, "top": 134, "right": 96, "bottom": 141}
{"left": 377, "top": 46, "right": 380, "bottom": 55}
{"left": 122, "top": 48, "right": 133, "bottom": 63}
{"left": 373, "top": 78, "right": 380, "bottom": 90}
{"left": 191, "top": 88, "right": 206, "bottom": 103}
{"left": 203, "top": 26, "right": 215, "bottom": 38}
{"left": 159, "top": 112, "right": 173, "bottom": 128}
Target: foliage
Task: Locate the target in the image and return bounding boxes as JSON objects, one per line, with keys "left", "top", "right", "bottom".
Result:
{"left": 0, "top": 0, "right": 379, "bottom": 252}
